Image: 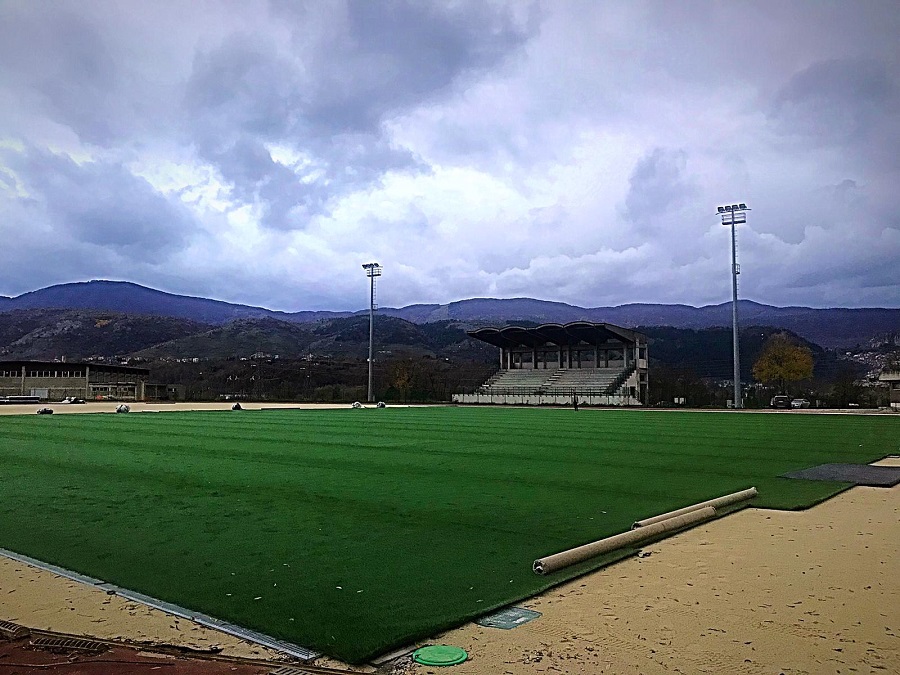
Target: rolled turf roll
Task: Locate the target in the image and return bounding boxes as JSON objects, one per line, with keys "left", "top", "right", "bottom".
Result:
{"left": 631, "top": 487, "right": 758, "bottom": 529}
{"left": 533, "top": 506, "right": 717, "bottom": 576}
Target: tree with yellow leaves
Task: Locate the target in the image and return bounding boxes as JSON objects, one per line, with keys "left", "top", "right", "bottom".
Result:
{"left": 752, "top": 333, "right": 814, "bottom": 393}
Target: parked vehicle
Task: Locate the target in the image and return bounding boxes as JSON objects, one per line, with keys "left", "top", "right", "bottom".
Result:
{"left": 770, "top": 395, "right": 792, "bottom": 409}
{"left": 791, "top": 398, "right": 811, "bottom": 409}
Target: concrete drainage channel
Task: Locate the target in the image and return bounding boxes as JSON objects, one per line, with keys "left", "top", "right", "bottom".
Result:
{"left": 0, "top": 547, "right": 318, "bottom": 662}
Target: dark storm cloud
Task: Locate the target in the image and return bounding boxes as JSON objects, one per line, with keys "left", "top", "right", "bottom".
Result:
{"left": 180, "top": 1, "right": 534, "bottom": 228}
{"left": 624, "top": 148, "right": 696, "bottom": 232}
{"left": 272, "top": 0, "right": 537, "bottom": 133}
{"left": 182, "top": 32, "right": 416, "bottom": 227}
{"left": 771, "top": 58, "right": 898, "bottom": 146}
{"left": 789, "top": 242, "right": 899, "bottom": 294}
{"left": 1, "top": 0, "right": 898, "bottom": 310}
{"left": 0, "top": 6, "right": 121, "bottom": 145}
{"left": 3, "top": 146, "right": 193, "bottom": 261}
{"left": 184, "top": 33, "right": 301, "bottom": 140}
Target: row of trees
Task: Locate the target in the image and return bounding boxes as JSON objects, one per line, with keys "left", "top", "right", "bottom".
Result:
{"left": 650, "top": 331, "right": 887, "bottom": 408}
{"left": 148, "top": 355, "right": 495, "bottom": 403}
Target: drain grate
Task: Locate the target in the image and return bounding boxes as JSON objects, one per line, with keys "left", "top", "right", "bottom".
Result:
{"left": 30, "top": 636, "right": 109, "bottom": 654}
{"left": 268, "top": 667, "right": 316, "bottom": 675}
{"left": 0, "top": 619, "right": 29, "bottom": 640}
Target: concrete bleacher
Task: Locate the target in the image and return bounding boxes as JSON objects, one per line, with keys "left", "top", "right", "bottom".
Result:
{"left": 544, "top": 368, "right": 622, "bottom": 394}
{"left": 480, "top": 369, "right": 557, "bottom": 391}
{"left": 460, "top": 364, "right": 641, "bottom": 406}
{"left": 457, "top": 321, "right": 647, "bottom": 407}
{"left": 479, "top": 367, "right": 628, "bottom": 396}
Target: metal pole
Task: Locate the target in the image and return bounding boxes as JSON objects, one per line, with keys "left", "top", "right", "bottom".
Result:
{"left": 730, "top": 212, "right": 741, "bottom": 409}
{"left": 368, "top": 273, "right": 375, "bottom": 403}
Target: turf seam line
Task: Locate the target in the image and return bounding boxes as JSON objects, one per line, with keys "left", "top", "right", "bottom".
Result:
{"left": 0, "top": 547, "right": 318, "bottom": 662}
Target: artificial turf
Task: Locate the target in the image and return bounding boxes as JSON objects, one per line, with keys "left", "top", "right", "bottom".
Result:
{"left": 0, "top": 407, "right": 896, "bottom": 662}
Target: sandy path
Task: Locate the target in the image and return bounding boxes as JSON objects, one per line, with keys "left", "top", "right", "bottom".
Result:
{"left": 0, "top": 401, "right": 354, "bottom": 415}
{"left": 2, "top": 402, "right": 891, "bottom": 416}
{"left": 0, "top": 555, "right": 286, "bottom": 661}
{"left": 409, "top": 459, "right": 899, "bottom": 674}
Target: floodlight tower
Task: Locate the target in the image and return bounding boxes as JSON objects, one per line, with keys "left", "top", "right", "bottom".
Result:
{"left": 362, "top": 262, "right": 382, "bottom": 402}
{"left": 717, "top": 203, "right": 750, "bottom": 409}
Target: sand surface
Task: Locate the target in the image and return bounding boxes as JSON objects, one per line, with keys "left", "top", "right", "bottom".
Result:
{"left": 0, "top": 555, "right": 286, "bottom": 662}
{"left": 1, "top": 401, "right": 892, "bottom": 416}
{"left": 407, "top": 458, "right": 900, "bottom": 674}
{"left": 0, "top": 401, "right": 354, "bottom": 415}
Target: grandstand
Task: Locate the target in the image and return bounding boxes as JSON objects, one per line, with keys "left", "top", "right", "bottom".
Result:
{"left": 454, "top": 322, "right": 648, "bottom": 406}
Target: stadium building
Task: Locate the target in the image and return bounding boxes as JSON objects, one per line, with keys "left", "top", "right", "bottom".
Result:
{"left": 0, "top": 360, "right": 150, "bottom": 402}
{"left": 454, "top": 322, "right": 649, "bottom": 406}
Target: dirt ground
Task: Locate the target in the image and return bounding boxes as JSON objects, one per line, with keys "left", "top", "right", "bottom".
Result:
{"left": 0, "top": 555, "right": 287, "bottom": 662}
{"left": 0, "top": 404, "right": 897, "bottom": 673}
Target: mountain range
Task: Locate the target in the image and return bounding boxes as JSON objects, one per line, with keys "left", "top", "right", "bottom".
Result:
{"left": 0, "top": 309, "right": 497, "bottom": 363}
{"left": 2, "top": 280, "right": 898, "bottom": 348}
{"left": 0, "top": 307, "right": 851, "bottom": 388}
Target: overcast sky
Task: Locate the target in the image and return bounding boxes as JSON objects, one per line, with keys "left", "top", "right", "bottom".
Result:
{"left": 1, "top": 1, "right": 898, "bottom": 311}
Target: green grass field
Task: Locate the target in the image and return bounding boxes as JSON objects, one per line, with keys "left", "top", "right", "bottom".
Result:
{"left": 0, "top": 407, "right": 896, "bottom": 662}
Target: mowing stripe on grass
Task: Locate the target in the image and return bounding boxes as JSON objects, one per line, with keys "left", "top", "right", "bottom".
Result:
{"left": 0, "top": 407, "right": 896, "bottom": 662}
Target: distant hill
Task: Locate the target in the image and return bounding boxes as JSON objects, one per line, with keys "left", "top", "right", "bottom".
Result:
{"left": 134, "top": 318, "right": 318, "bottom": 360}
{"left": 1, "top": 280, "right": 898, "bottom": 348}
{"left": 0, "top": 309, "right": 211, "bottom": 360}
{"left": 0, "top": 309, "right": 493, "bottom": 363}
{"left": 0, "top": 307, "right": 859, "bottom": 385}
{"left": 0, "top": 280, "right": 350, "bottom": 325}
{"left": 135, "top": 315, "right": 493, "bottom": 361}
{"left": 384, "top": 298, "right": 900, "bottom": 348}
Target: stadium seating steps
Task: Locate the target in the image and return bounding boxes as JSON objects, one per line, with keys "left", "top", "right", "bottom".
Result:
{"left": 479, "top": 367, "right": 628, "bottom": 395}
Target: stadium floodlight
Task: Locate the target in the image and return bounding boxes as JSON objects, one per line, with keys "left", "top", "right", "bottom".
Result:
{"left": 362, "top": 263, "right": 382, "bottom": 402}
{"left": 717, "top": 203, "right": 750, "bottom": 409}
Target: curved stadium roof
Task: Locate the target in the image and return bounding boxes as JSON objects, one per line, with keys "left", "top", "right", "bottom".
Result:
{"left": 467, "top": 322, "right": 645, "bottom": 349}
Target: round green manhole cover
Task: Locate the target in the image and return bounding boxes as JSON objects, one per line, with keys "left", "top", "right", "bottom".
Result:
{"left": 412, "top": 645, "right": 468, "bottom": 666}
